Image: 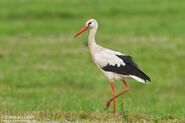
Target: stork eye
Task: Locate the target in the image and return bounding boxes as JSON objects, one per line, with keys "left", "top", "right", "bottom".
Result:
{"left": 88, "top": 22, "right": 92, "bottom": 25}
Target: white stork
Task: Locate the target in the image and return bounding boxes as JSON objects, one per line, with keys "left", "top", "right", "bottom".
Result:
{"left": 74, "top": 19, "right": 151, "bottom": 113}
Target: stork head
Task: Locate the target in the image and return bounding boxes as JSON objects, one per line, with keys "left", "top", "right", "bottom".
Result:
{"left": 74, "top": 19, "right": 98, "bottom": 38}
{"left": 85, "top": 19, "right": 98, "bottom": 29}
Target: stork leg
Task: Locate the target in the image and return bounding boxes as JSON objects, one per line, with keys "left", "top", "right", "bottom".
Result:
{"left": 110, "top": 81, "right": 116, "bottom": 113}
{"left": 105, "top": 81, "right": 129, "bottom": 111}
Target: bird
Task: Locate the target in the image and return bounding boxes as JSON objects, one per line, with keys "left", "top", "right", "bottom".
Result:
{"left": 74, "top": 19, "right": 151, "bottom": 113}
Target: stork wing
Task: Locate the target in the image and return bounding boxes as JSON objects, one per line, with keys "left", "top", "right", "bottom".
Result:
{"left": 95, "top": 49, "right": 151, "bottom": 82}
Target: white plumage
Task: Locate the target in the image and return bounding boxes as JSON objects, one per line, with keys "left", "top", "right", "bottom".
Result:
{"left": 75, "top": 19, "right": 150, "bottom": 83}
{"left": 95, "top": 49, "right": 125, "bottom": 68}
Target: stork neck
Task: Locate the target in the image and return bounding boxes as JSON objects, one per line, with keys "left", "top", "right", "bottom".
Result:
{"left": 88, "top": 28, "right": 97, "bottom": 53}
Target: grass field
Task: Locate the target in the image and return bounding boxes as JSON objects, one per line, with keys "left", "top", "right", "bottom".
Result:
{"left": 0, "top": 0, "right": 185, "bottom": 122}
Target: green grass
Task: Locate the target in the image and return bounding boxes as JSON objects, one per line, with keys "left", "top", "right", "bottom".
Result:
{"left": 0, "top": 0, "right": 185, "bottom": 122}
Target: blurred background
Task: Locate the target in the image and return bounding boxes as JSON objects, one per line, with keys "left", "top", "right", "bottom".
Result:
{"left": 0, "top": 0, "right": 184, "bottom": 121}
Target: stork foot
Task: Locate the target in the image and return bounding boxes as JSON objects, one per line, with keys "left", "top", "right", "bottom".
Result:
{"left": 104, "top": 100, "right": 111, "bottom": 111}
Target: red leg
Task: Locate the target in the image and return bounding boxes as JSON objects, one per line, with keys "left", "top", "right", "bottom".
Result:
{"left": 110, "top": 81, "right": 116, "bottom": 113}
{"left": 105, "top": 81, "right": 129, "bottom": 111}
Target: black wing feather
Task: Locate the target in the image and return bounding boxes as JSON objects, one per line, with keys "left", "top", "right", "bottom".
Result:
{"left": 116, "top": 55, "right": 138, "bottom": 68}
{"left": 101, "top": 55, "right": 151, "bottom": 82}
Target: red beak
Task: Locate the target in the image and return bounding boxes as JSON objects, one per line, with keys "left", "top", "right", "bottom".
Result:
{"left": 74, "top": 26, "right": 89, "bottom": 38}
